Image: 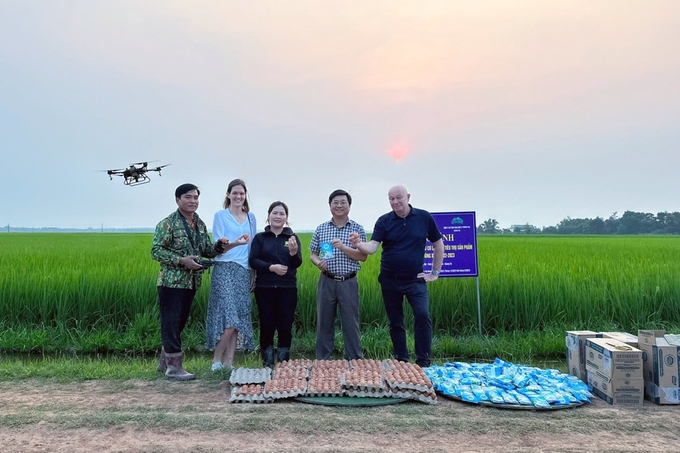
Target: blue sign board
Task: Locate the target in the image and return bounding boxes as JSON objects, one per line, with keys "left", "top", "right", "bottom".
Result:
{"left": 424, "top": 211, "right": 478, "bottom": 278}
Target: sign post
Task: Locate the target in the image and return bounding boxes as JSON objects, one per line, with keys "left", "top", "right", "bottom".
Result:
{"left": 423, "top": 211, "right": 482, "bottom": 335}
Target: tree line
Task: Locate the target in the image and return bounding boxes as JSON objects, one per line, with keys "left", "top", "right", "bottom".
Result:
{"left": 477, "top": 211, "right": 680, "bottom": 235}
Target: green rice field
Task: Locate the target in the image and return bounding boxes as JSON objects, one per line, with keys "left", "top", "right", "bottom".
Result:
{"left": 1, "top": 233, "right": 679, "bottom": 358}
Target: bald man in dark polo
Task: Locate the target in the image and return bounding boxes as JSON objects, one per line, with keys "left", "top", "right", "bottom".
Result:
{"left": 350, "top": 184, "right": 444, "bottom": 367}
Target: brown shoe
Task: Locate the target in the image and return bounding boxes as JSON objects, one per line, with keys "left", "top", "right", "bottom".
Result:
{"left": 165, "top": 352, "right": 196, "bottom": 381}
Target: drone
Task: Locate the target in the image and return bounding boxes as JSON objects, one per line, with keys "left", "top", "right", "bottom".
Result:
{"left": 102, "top": 161, "right": 171, "bottom": 186}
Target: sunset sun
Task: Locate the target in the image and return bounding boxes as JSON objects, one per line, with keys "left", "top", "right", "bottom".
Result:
{"left": 387, "top": 143, "right": 410, "bottom": 162}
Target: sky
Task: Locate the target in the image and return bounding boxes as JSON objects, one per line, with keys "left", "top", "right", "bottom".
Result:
{"left": 1, "top": 1, "right": 679, "bottom": 231}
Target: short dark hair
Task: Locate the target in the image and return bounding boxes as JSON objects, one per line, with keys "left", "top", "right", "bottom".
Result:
{"left": 328, "top": 189, "right": 352, "bottom": 205}
{"left": 175, "top": 183, "right": 199, "bottom": 198}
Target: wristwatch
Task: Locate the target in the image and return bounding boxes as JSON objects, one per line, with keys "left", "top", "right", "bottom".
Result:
{"left": 431, "top": 269, "right": 440, "bottom": 276}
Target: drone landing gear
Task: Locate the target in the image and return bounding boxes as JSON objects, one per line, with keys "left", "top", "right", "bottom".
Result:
{"left": 124, "top": 174, "right": 151, "bottom": 186}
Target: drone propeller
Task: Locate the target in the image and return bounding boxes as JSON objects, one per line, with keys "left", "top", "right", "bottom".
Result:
{"left": 151, "top": 163, "right": 171, "bottom": 175}
{"left": 130, "top": 160, "right": 158, "bottom": 166}
{"left": 97, "top": 168, "right": 125, "bottom": 180}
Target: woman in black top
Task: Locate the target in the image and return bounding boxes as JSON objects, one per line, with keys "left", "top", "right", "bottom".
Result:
{"left": 249, "top": 201, "right": 303, "bottom": 367}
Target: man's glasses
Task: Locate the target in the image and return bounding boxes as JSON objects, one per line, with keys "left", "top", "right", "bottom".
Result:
{"left": 331, "top": 201, "right": 348, "bottom": 207}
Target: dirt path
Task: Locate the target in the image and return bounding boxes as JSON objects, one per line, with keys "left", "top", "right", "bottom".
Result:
{"left": 1, "top": 379, "right": 678, "bottom": 452}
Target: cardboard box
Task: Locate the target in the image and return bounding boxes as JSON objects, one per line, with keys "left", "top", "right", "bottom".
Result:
{"left": 601, "top": 331, "right": 638, "bottom": 347}
{"left": 638, "top": 330, "right": 680, "bottom": 404}
{"left": 587, "top": 369, "right": 644, "bottom": 406}
{"left": 585, "top": 338, "right": 643, "bottom": 381}
{"left": 566, "top": 330, "right": 601, "bottom": 382}
{"left": 645, "top": 382, "right": 680, "bottom": 405}
{"left": 665, "top": 334, "right": 680, "bottom": 345}
{"left": 652, "top": 338, "right": 680, "bottom": 388}
{"left": 638, "top": 329, "right": 665, "bottom": 346}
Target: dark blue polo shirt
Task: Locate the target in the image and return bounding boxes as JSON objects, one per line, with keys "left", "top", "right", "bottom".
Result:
{"left": 371, "top": 205, "right": 442, "bottom": 279}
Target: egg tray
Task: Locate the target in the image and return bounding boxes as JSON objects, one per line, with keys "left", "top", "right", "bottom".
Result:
{"left": 229, "top": 386, "right": 274, "bottom": 404}
{"left": 307, "top": 375, "right": 344, "bottom": 396}
{"left": 340, "top": 373, "right": 386, "bottom": 392}
{"left": 308, "top": 368, "right": 345, "bottom": 380}
{"left": 305, "top": 389, "right": 345, "bottom": 397}
{"left": 382, "top": 359, "right": 430, "bottom": 371}
{"left": 275, "top": 359, "right": 314, "bottom": 371}
{"left": 382, "top": 359, "right": 404, "bottom": 370}
{"left": 392, "top": 390, "right": 437, "bottom": 405}
{"left": 344, "top": 388, "right": 394, "bottom": 399}
{"left": 349, "top": 360, "right": 387, "bottom": 374}
{"left": 312, "top": 359, "right": 350, "bottom": 371}
{"left": 382, "top": 360, "right": 431, "bottom": 372}
{"left": 382, "top": 360, "right": 434, "bottom": 390}
{"left": 263, "top": 378, "right": 309, "bottom": 400}
{"left": 263, "top": 388, "right": 308, "bottom": 400}
{"left": 384, "top": 374, "right": 434, "bottom": 393}
{"left": 273, "top": 367, "right": 310, "bottom": 380}
{"left": 229, "top": 367, "right": 273, "bottom": 385}
{"left": 349, "top": 359, "right": 386, "bottom": 372}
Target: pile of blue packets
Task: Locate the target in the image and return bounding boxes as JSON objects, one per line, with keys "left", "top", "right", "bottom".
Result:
{"left": 424, "top": 358, "right": 593, "bottom": 408}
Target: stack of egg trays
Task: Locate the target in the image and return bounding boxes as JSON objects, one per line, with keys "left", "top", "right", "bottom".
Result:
{"left": 230, "top": 383, "right": 273, "bottom": 404}
{"left": 229, "top": 367, "right": 274, "bottom": 403}
{"left": 264, "top": 362, "right": 310, "bottom": 399}
{"left": 382, "top": 360, "right": 437, "bottom": 404}
{"left": 342, "top": 359, "right": 390, "bottom": 398}
{"left": 306, "top": 360, "right": 349, "bottom": 397}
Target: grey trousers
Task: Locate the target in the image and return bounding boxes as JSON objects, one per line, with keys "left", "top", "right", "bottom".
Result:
{"left": 315, "top": 275, "right": 363, "bottom": 360}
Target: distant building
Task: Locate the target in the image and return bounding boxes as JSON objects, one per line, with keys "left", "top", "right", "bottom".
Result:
{"left": 509, "top": 224, "right": 538, "bottom": 234}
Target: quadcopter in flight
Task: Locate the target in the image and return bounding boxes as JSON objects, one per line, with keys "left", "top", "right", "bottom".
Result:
{"left": 102, "top": 161, "right": 171, "bottom": 186}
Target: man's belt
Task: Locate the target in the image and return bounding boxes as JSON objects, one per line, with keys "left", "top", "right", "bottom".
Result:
{"left": 322, "top": 270, "right": 357, "bottom": 282}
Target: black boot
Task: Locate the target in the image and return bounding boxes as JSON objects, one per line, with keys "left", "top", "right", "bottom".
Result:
{"left": 277, "top": 347, "right": 290, "bottom": 363}
{"left": 262, "top": 346, "right": 275, "bottom": 368}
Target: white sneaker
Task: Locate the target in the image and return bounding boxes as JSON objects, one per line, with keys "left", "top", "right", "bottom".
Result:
{"left": 211, "top": 361, "right": 224, "bottom": 372}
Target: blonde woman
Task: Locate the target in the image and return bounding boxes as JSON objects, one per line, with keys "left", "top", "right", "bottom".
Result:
{"left": 206, "top": 179, "right": 256, "bottom": 371}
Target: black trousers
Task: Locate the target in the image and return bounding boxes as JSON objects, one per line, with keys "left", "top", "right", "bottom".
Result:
{"left": 158, "top": 286, "right": 196, "bottom": 354}
{"left": 254, "top": 287, "right": 297, "bottom": 350}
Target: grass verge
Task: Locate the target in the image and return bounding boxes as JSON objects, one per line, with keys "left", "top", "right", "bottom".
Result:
{"left": 0, "top": 326, "right": 570, "bottom": 381}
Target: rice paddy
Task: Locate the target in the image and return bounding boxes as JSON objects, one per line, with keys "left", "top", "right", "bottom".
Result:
{"left": 1, "top": 233, "right": 679, "bottom": 357}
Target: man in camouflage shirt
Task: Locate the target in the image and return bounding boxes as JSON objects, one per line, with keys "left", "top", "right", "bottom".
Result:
{"left": 151, "top": 183, "right": 229, "bottom": 381}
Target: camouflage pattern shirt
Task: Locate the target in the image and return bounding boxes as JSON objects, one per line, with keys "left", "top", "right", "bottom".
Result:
{"left": 151, "top": 210, "right": 219, "bottom": 290}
